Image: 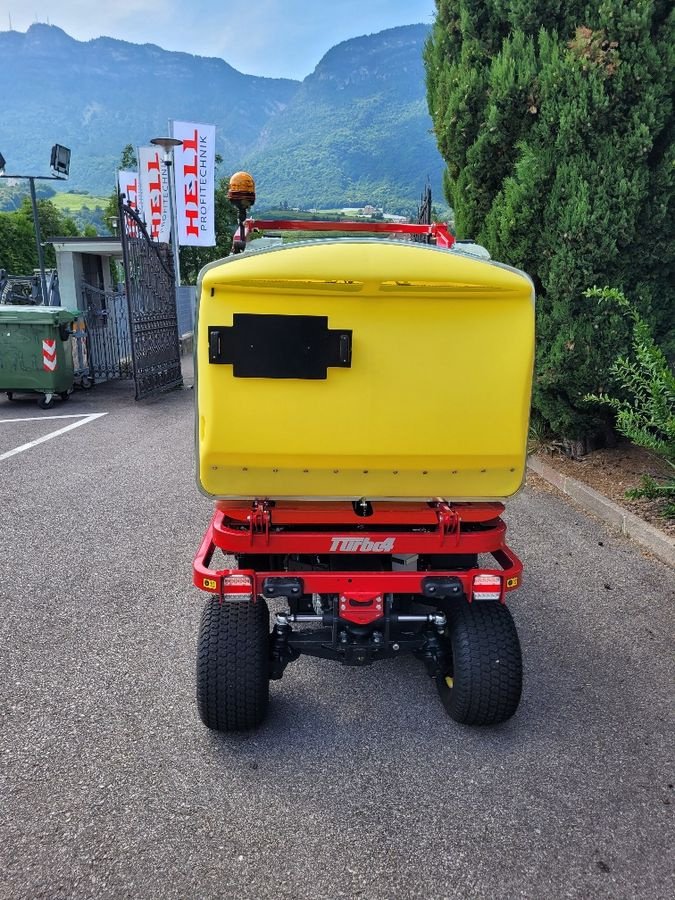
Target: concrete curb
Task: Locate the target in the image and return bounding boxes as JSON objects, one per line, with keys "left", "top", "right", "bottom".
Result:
{"left": 528, "top": 455, "right": 675, "bottom": 569}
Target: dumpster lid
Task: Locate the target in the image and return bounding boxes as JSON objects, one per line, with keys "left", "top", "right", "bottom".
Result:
{"left": 0, "top": 305, "right": 77, "bottom": 325}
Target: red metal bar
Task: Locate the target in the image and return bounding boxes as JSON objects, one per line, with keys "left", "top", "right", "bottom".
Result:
{"left": 209, "top": 508, "right": 507, "bottom": 555}
{"left": 193, "top": 531, "right": 522, "bottom": 603}
{"left": 434, "top": 228, "right": 453, "bottom": 249}
{"left": 245, "top": 218, "right": 455, "bottom": 247}
{"left": 249, "top": 561, "right": 522, "bottom": 599}
{"left": 193, "top": 524, "right": 221, "bottom": 593}
{"left": 215, "top": 500, "right": 505, "bottom": 526}
{"left": 193, "top": 509, "right": 523, "bottom": 602}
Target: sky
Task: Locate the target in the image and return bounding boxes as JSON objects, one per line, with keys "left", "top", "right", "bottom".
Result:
{"left": 0, "top": 0, "right": 437, "bottom": 80}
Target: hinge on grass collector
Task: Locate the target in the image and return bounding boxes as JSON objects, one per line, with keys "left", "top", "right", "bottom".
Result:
{"left": 248, "top": 500, "right": 272, "bottom": 543}
{"left": 434, "top": 501, "right": 461, "bottom": 546}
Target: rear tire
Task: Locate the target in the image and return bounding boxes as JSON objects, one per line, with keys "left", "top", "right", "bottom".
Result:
{"left": 196, "top": 598, "right": 270, "bottom": 732}
{"left": 436, "top": 601, "right": 522, "bottom": 726}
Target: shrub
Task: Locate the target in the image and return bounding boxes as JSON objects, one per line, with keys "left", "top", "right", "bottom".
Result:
{"left": 425, "top": 1, "right": 674, "bottom": 446}
{"left": 584, "top": 287, "right": 675, "bottom": 516}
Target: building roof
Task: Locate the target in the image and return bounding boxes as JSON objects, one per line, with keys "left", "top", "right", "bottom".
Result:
{"left": 47, "top": 236, "right": 123, "bottom": 257}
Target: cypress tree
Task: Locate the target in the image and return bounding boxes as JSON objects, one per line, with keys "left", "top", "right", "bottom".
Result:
{"left": 425, "top": 1, "right": 674, "bottom": 449}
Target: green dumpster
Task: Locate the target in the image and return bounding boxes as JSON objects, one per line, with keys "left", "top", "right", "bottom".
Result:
{"left": 0, "top": 306, "right": 77, "bottom": 409}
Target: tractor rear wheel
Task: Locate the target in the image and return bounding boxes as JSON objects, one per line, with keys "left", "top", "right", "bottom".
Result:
{"left": 196, "top": 598, "right": 270, "bottom": 732}
{"left": 436, "top": 601, "right": 522, "bottom": 725}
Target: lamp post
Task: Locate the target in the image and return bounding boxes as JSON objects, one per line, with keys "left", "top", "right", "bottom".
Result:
{"left": 0, "top": 145, "right": 71, "bottom": 305}
{"left": 28, "top": 177, "right": 49, "bottom": 302}
{"left": 150, "top": 136, "right": 182, "bottom": 287}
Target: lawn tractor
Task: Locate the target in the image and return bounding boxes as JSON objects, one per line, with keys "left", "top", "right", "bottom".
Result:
{"left": 193, "top": 174, "right": 534, "bottom": 731}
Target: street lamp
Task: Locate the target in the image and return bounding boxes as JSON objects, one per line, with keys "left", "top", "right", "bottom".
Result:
{"left": 150, "top": 136, "right": 182, "bottom": 286}
{"left": 0, "top": 144, "right": 71, "bottom": 304}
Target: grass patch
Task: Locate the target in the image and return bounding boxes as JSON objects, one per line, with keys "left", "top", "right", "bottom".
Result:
{"left": 50, "top": 192, "right": 107, "bottom": 211}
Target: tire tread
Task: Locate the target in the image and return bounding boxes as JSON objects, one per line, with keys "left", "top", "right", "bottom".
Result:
{"left": 438, "top": 601, "right": 522, "bottom": 726}
{"left": 196, "top": 599, "right": 269, "bottom": 732}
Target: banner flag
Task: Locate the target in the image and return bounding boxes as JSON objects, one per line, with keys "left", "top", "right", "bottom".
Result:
{"left": 138, "top": 147, "right": 171, "bottom": 243}
{"left": 170, "top": 121, "right": 216, "bottom": 247}
{"left": 118, "top": 170, "right": 140, "bottom": 236}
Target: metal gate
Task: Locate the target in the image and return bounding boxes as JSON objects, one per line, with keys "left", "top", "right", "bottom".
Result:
{"left": 82, "top": 282, "right": 133, "bottom": 381}
{"left": 120, "top": 201, "right": 183, "bottom": 400}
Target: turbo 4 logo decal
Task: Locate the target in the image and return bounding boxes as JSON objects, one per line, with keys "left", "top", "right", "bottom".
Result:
{"left": 330, "top": 537, "right": 396, "bottom": 553}
{"left": 42, "top": 339, "right": 57, "bottom": 372}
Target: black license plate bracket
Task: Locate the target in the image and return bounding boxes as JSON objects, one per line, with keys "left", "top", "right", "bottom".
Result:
{"left": 208, "top": 314, "right": 352, "bottom": 379}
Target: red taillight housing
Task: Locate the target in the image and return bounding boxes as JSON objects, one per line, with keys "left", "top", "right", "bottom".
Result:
{"left": 221, "top": 573, "right": 254, "bottom": 600}
{"left": 472, "top": 573, "right": 502, "bottom": 601}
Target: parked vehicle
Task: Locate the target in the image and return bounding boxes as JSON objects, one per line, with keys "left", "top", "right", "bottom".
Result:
{"left": 193, "top": 190, "right": 534, "bottom": 732}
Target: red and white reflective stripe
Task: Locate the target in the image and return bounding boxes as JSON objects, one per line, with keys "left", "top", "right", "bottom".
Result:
{"left": 42, "top": 339, "right": 57, "bottom": 372}
{"left": 473, "top": 573, "right": 502, "bottom": 601}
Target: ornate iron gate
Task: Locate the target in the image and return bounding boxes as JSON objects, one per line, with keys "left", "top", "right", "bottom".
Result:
{"left": 82, "top": 282, "right": 133, "bottom": 381}
{"left": 119, "top": 201, "right": 183, "bottom": 400}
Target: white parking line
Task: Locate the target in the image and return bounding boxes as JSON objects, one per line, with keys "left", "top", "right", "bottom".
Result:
{"left": 0, "top": 413, "right": 108, "bottom": 461}
{"left": 0, "top": 414, "right": 102, "bottom": 423}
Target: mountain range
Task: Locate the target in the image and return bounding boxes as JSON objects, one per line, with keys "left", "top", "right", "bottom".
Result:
{"left": 0, "top": 23, "right": 445, "bottom": 213}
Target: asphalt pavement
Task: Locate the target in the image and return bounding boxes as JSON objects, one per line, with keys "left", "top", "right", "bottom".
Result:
{"left": 0, "top": 373, "right": 673, "bottom": 900}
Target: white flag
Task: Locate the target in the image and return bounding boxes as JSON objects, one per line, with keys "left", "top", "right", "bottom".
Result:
{"left": 171, "top": 121, "right": 216, "bottom": 247}
{"left": 138, "top": 147, "right": 171, "bottom": 243}
{"left": 118, "top": 170, "right": 140, "bottom": 236}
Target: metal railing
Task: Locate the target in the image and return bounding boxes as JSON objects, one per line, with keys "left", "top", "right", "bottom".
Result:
{"left": 81, "top": 281, "right": 133, "bottom": 381}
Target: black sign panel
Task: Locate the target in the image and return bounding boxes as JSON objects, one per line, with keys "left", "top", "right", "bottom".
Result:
{"left": 209, "top": 314, "right": 352, "bottom": 379}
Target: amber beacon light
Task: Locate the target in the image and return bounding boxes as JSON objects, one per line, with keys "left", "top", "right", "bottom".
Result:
{"left": 228, "top": 171, "right": 256, "bottom": 208}
{"left": 228, "top": 171, "right": 256, "bottom": 252}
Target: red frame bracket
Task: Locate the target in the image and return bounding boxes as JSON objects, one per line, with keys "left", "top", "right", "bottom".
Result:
{"left": 207, "top": 501, "right": 506, "bottom": 555}
{"left": 193, "top": 503, "right": 523, "bottom": 604}
{"left": 338, "top": 591, "right": 384, "bottom": 625}
{"left": 248, "top": 500, "right": 271, "bottom": 544}
{"left": 435, "top": 501, "right": 460, "bottom": 546}
{"left": 244, "top": 218, "right": 455, "bottom": 248}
